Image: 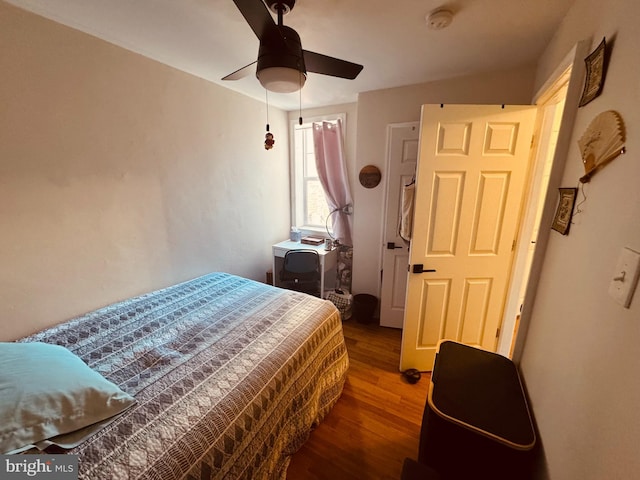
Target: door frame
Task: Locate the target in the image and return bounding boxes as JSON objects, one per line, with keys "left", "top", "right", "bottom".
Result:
{"left": 505, "top": 40, "right": 591, "bottom": 362}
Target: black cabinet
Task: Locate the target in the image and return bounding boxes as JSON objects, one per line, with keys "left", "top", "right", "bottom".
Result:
{"left": 419, "top": 341, "right": 536, "bottom": 480}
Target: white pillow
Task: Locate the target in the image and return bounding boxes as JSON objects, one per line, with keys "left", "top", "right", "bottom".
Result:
{"left": 0, "top": 342, "right": 136, "bottom": 454}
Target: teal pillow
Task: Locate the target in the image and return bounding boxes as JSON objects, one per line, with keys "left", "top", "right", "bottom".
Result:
{"left": 0, "top": 342, "right": 136, "bottom": 454}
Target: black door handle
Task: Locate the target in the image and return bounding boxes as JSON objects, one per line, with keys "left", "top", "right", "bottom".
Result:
{"left": 411, "top": 264, "right": 436, "bottom": 273}
{"left": 387, "top": 242, "right": 404, "bottom": 250}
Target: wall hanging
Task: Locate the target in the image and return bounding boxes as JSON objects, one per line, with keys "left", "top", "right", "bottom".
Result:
{"left": 578, "top": 110, "right": 626, "bottom": 183}
{"left": 358, "top": 165, "right": 382, "bottom": 188}
{"left": 579, "top": 37, "right": 607, "bottom": 107}
{"left": 551, "top": 188, "right": 578, "bottom": 235}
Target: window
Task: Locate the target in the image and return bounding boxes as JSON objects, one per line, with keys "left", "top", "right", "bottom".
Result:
{"left": 291, "top": 114, "right": 345, "bottom": 233}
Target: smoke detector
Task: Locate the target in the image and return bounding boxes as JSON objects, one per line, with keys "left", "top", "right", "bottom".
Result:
{"left": 426, "top": 9, "right": 454, "bottom": 30}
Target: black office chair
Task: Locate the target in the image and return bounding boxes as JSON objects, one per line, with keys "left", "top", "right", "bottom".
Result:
{"left": 279, "top": 250, "right": 321, "bottom": 297}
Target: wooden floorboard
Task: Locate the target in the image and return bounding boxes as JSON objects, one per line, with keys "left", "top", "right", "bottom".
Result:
{"left": 286, "top": 320, "right": 430, "bottom": 480}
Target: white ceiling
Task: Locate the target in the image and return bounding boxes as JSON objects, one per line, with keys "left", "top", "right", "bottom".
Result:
{"left": 6, "top": 0, "right": 576, "bottom": 111}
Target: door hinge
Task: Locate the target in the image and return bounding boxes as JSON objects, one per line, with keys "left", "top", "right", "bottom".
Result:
{"left": 512, "top": 239, "right": 516, "bottom": 251}
{"left": 496, "top": 327, "right": 501, "bottom": 338}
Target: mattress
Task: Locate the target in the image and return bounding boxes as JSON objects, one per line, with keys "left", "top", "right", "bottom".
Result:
{"left": 19, "top": 272, "right": 349, "bottom": 479}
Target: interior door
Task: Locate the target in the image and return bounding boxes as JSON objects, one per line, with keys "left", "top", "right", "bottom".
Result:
{"left": 400, "top": 104, "right": 538, "bottom": 371}
{"left": 380, "top": 122, "right": 419, "bottom": 328}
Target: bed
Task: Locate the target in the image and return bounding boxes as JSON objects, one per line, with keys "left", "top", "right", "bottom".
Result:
{"left": 3, "top": 272, "right": 349, "bottom": 479}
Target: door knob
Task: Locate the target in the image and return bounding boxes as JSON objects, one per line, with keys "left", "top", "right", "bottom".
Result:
{"left": 387, "top": 242, "right": 404, "bottom": 250}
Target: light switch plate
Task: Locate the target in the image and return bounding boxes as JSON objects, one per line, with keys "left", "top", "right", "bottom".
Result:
{"left": 608, "top": 247, "right": 640, "bottom": 308}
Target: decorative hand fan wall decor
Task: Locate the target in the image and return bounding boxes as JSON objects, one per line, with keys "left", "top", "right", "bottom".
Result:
{"left": 578, "top": 110, "right": 626, "bottom": 183}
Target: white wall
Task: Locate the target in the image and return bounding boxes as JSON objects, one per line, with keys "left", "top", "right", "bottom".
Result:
{"left": 0, "top": 2, "right": 290, "bottom": 340}
{"left": 519, "top": 0, "right": 640, "bottom": 478}
{"left": 351, "top": 67, "right": 537, "bottom": 297}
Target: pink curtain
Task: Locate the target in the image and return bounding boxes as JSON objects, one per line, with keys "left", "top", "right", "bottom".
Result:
{"left": 312, "top": 119, "right": 353, "bottom": 246}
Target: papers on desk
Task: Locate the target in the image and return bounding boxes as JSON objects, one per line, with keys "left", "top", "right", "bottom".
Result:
{"left": 301, "top": 235, "right": 324, "bottom": 246}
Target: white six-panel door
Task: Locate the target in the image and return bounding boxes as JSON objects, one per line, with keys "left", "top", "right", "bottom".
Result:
{"left": 400, "top": 104, "right": 538, "bottom": 371}
{"left": 380, "top": 123, "right": 419, "bottom": 328}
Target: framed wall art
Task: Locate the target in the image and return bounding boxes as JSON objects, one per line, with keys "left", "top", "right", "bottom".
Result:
{"left": 579, "top": 37, "right": 607, "bottom": 107}
{"left": 551, "top": 188, "right": 578, "bottom": 235}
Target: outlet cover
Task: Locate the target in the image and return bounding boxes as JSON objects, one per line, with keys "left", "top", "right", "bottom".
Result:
{"left": 608, "top": 247, "right": 640, "bottom": 308}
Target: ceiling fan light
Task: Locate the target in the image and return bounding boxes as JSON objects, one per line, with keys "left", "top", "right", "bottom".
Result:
{"left": 257, "top": 66, "right": 306, "bottom": 93}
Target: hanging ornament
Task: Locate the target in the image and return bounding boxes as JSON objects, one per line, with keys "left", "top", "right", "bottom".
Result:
{"left": 265, "top": 131, "right": 275, "bottom": 150}
{"left": 264, "top": 90, "right": 275, "bottom": 150}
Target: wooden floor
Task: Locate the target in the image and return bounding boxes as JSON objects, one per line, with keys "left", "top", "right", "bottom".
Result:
{"left": 286, "top": 319, "right": 430, "bottom": 480}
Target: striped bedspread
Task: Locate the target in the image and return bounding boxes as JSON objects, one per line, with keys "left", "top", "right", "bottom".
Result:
{"left": 21, "top": 272, "right": 349, "bottom": 479}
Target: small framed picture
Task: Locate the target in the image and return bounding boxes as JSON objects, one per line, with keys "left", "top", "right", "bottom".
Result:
{"left": 552, "top": 188, "right": 578, "bottom": 235}
{"left": 579, "top": 38, "right": 607, "bottom": 107}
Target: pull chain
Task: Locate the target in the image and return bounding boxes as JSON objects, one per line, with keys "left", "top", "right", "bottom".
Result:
{"left": 298, "top": 71, "right": 303, "bottom": 125}
{"left": 265, "top": 89, "right": 270, "bottom": 132}
{"left": 264, "top": 89, "right": 274, "bottom": 150}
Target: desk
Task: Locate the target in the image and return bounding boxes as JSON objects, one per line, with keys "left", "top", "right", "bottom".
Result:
{"left": 272, "top": 240, "right": 338, "bottom": 297}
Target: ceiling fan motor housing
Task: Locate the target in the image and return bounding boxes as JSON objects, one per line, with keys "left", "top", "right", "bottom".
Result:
{"left": 224, "top": 0, "right": 362, "bottom": 90}
{"left": 257, "top": 25, "right": 306, "bottom": 76}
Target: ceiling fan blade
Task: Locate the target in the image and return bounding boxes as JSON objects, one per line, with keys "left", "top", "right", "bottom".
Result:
{"left": 232, "top": 0, "right": 278, "bottom": 40}
{"left": 222, "top": 61, "right": 257, "bottom": 81}
{"left": 303, "top": 50, "right": 363, "bottom": 79}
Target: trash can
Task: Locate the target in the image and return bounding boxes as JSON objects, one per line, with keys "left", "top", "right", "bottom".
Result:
{"left": 352, "top": 294, "right": 377, "bottom": 324}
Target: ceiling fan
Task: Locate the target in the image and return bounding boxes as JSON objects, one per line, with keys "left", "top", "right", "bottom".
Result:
{"left": 222, "top": 0, "right": 364, "bottom": 93}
